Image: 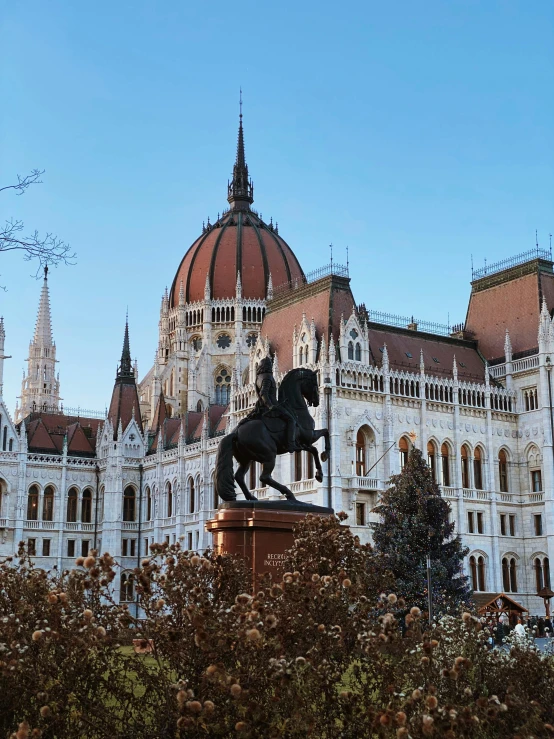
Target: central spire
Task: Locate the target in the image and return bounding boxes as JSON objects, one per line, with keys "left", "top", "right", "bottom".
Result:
{"left": 227, "top": 89, "right": 254, "bottom": 210}
{"left": 33, "top": 266, "right": 54, "bottom": 347}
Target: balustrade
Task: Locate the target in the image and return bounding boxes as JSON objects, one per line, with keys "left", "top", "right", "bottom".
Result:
{"left": 529, "top": 492, "right": 544, "bottom": 503}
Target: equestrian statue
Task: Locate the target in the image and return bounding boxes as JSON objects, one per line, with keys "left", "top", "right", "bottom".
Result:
{"left": 214, "top": 358, "right": 330, "bottom": 502}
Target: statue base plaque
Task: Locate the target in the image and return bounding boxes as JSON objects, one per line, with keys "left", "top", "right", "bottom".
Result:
{"left": 206, "top": 500, "right": 334, "bottom": 589}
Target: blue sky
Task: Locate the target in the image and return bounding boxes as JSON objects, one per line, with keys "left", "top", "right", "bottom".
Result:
{"left": 1, "top": 0, "right": 553, "bottom": 413}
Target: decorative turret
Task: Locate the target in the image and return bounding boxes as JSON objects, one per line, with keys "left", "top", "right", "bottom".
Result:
{"left": 0, "top": 317, "right": 11, "bottom": 399}
{"left": 227, "top": 93, "right": 254, "bottom": 210}
{"left": 107, "top": 318, "right": 143, "bottom": 439}
{"left": 16, "top": 267, "right": 61, "bottom": 422}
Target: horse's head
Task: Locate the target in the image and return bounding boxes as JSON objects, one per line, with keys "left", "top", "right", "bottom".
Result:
{"left": 299, "top": 369, "right": 320, "bottom": 407}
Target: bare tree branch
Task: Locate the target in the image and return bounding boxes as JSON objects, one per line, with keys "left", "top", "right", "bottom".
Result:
{"left": 1, "top": 170, "right": 76, "bottom": 285}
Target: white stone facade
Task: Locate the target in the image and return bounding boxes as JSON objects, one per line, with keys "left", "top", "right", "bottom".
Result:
{"left": 1, "top": 268, "right": 554, "bottom": 615}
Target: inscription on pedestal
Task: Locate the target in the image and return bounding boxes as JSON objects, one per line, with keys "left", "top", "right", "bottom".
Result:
{"left": 264, "top": 552, "right": 286, "bottom": 568}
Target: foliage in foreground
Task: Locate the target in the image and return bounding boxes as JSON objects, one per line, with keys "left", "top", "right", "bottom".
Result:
{"left": 1, "top": 516, "right": 554, "bottom": 738}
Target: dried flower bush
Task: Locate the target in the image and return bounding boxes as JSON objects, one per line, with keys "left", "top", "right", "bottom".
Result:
{"left": 2, "top": 518, "right": 554, "bottom": 738}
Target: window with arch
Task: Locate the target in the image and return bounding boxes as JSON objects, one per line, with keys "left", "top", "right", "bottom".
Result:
{"left": 66, "top": 487, "right": 78, "bottom": 522}
{"left": 461, "top": 445, "right": 470, "bottom": 489}
{"left": 0, "top": 478, "right": 4, "bottom": 516}
{"left": 212, "top": 474, "right": 219, "bottom": 509}
{"left": 82, "top": 489, "right": 92, "bottom": 523}
{"left": 502, "top": 556, "right": 517, "bottom": 592}
{"left": 189, "top": 478, "right": 195, "bottom": 514}
{"left": 191, "top": 336, "right": 202, "bottom": 352}
{"left": 355, "top": 343, "right": 361, "bottom": 362}
{"left": 215, "top": 367, "right": 231, "bottom": 404}
{"left": 441, "top": 443, "right": 451, "bottom": 487}
{"left": 473, "top": 447, "right": 483, "bottom": 490}
{"left": 166, "top": 482, "right": 173, "bottom": 517}
{"left": 356, "top": 429, "right": 366, "bottom": 476}
{"left": 399, "top": 436, "right": 410, "bottom": 469}
{"left": 427, "top": 441, "right": 437, "bottom": 481}
{"left": 196, "top": 400, "right": 203, "bottom": 412}
{"left": 348, "top": 341, "right": 354, "bottom": 360}
{"left": 123, "top": 486, "right": 136, "bottom": 522}
{"left": 524, "top": 387, "right": 538, "bottom": 411}
{"left": 469, "top": 555, "right": 486, "bottom": 591}
{"left": 120, "top": 572, "right": 135, "bottom": 602}
{"left": 299, "top": 347, "right": 304, "bottom": 365}
{"left": 534, "top": 556, "right": 551, "bottom": 592}
{"left": 146, "top": 487, "right": 152, "bottom": 520}
{"left": 498, "top": 450, "right": 509, "bottom": 493}
{"left": 42, "top": 485, "right": 54, "bottom": 521}
{"left": 27, "top": 485, "right": 39, "bottom": 521}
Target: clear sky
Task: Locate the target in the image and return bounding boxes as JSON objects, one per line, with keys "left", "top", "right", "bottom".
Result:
{"left": 1, "top": 0, "right": 553, "bottom": 413}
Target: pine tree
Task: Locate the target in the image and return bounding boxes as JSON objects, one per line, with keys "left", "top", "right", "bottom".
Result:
{"left": 371, "top": 447, "right": 471, "bottom": 616}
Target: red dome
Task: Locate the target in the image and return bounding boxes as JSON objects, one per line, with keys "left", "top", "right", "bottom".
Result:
{"left": 169, "top": 210, "right": 304, "bottom": 305}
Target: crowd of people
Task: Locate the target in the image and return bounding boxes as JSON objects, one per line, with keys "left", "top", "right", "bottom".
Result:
{"left": 481, "top": 613, "right": 553, "bottom": 647}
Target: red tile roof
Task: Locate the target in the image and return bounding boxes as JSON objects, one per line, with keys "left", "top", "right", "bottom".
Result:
{"left": 169, "top": 211, "right": 304, "bottom": 305}
{"left": 22, "top": 413, "right": 103, "bottom": 457}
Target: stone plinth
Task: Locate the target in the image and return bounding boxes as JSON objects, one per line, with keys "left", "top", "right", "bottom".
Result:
{"left": 206, "top": 501, "right": 334, "bottom": 589}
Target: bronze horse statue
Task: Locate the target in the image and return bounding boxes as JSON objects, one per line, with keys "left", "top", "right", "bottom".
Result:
{"left": 214, "top": 368, "right": 330, "bottom": 502}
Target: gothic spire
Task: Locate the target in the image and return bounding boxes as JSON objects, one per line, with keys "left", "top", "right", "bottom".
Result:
{"left": 117, "top": 315, "right": 133, "bottom": 378}
{"left": 33, "top": 266, "right": 54, "bottom": 347}
{"left": 227, "top": 91, "right": 254, "bottom": 210}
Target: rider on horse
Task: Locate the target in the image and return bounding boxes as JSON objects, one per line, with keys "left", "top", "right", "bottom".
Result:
{"left": 243, "top": 357, "right": 300, "bottom": 452}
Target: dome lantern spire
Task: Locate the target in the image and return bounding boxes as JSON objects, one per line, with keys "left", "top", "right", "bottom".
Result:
{"left": 227, "top": 89, "right": 254, "bottom": 210}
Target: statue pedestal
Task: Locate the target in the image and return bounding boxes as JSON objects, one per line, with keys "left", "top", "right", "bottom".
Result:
{"left": 206, "top": 501, "right": 334, "bottom": 589}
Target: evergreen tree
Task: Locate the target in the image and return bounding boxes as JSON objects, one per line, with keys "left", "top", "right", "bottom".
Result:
{"left": 371, "top": 447, "right": 471, "bottom": 616}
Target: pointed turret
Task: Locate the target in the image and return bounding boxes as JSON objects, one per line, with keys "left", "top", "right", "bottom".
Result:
{"left": 16, "top": 267, "right": 60, "bottom": 422}
{"left": 0, "top": 317, "right": 11, "bottom": 399}
{"left": 33, "top": 267, "right": 54, "bottom": 346}
{"left": 227, "top": 93, "right": 254, "bottom": 210}
{"left": 107, "top": 318, "right": 143, "bottom": 439}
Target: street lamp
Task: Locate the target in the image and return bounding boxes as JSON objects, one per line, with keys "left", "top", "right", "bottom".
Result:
{"left": 324, "top": 377, "right": 332, "bottom": 509}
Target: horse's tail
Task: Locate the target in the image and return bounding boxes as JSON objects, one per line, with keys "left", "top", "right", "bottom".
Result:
{"left": 214, "top": 432, "right": 237, "bottom": 502}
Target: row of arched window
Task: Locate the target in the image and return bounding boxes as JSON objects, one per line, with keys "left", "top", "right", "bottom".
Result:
{"left": 299, "top": 345, "right": 310, "bottom": 365}
{"left": 524, "top": 387, "right": 539, "bottom": 411}
{"left": 347, "top": 342, "right": 362, "bottom": 361}
{"left": 26, "top": 485, "right": 95, "bottom": 523}
{"left": 144, "top": 479, "right": 198, "bottom": 521}
{"left": 0, "top": 414, "right": 14, "bottom": 451}
{"left": 398, "top": 436, "right": 536, "bottom": 494}
{"left": 469, "top": 554, "right": 550, "bottom": 594}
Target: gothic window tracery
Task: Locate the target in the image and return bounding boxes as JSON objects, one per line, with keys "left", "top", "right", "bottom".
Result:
{"left": 42, "top": 486, "right": 54, "bottom": 521}
{"left": 215, "top": 367, "right": 231, "bottom": 404}
{"left": 355, "top": 343, "right": 361, "bottom": 361}
{"left": 348, "top": 342, "right": 354, "bottom": 360}
{"left": 246, "top": 333, "right": 257, "bottom": 348}
{"left": 498, "top": 450, "right": 509, "bottom": 492}
{"left": 474, "top": 447, "right": 484, "bottom": 490}
{"left": 120, "top": 572, "right": 134, "bottom": 602}
{"left": 216, "top": 334, "right": 231, "bottom": 349}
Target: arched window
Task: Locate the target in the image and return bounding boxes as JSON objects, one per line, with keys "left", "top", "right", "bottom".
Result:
{"left": 535, "top": 558, "right": 544, "bottom": 592}
{"left": 0, "top": 479, "right": 4, "bottom": 516}
{"left": 123, "top": 486, "right": 136, "bottom": 522}
{"left": 2, "top": 426, "right": 7, "bottom": 451}
{"left": 66, "top": 487, "right": 78, "bottom": 522}
{"left": 348, "top": 341, "right": 354, "bottom": 360}
{"left": 304, "top": 345, "right": 309, "bottom": 363}
{"left": 146, "top": 487, "right": 152, "bottom": 520}
{"left": 545, "top": 557, "right": 551, "bottom": 589}
{"left": 461, "top": 445, "right": 470, "bottom": 489}
{"left": 427, "top": 441, "right": 437, "bottom": 481}
{"left": 189, "top": 478, "right": 195, "bottom": 514}
{"left": 196, "top": 400, "right": 203, "bottom": 412}
{"left": 294, "top": 451, "right": 302, "bottom": 482}
{"left": 299, "top": 347, "right": 303, "bottom": 365}
{"left": 478, "top": 556, "right": 486, "bottom": 591}
{"left": 441, "top": 443, "right": 451, "bottom": 487}
{"left": 27, "top": 485, "right": 39, "bottom": 521}
{"left": 502, "top": 558, "right": 510, "bottom": 592}
{"left": 474, "top": 447, "right": 483, "bottom": 490}
{"left": 470, "top": 555, "right": 478, "bottom": 590}
{"left": 120, "top": 572, "right": 134, "bottom": 602}
{"left": 355, "top": 343, "right": 361, "bottom": 362}
{"left": 399, "top": 436, "right": 410, "bottom": 469}
{"left": 42, "top": 485, "right": 54, "bottom": 521}
{"left": 82, "top": 489, "right": 92, "bottom": 523}
{"left": 356, "top": 429, "right": 366, "bottom": 476}
{"left": 8, "top": 438, "right": 13, "bottom": 451}
{"left": 510, "top": 557, "right": 517, "bottom": 592}
{"left": 498, "top": 450, "right": 509, "bottom": 492}
{"left": 215, "top": 368, "right": 231, "bottom": 405}
{"left": 213, "top": 474, "right": 219, "bottom": 509}
{"left": 166, "top": 482, "right": 173, "bottom": 517}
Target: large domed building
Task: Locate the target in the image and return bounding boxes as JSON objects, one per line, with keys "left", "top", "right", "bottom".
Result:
{"left": 138, "top": 113, "right": 305, "bottom": 422}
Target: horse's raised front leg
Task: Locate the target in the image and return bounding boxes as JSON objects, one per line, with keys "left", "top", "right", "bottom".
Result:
{"left": 311, "top": 428, "right": 330, "bottom": 462}
{"left": 260, "top": 458, "right": 296, "bottom": 501}
{"left": 234, "top": 458, "right": 258, "bottom": 501}
{"left": 307, "top": 445, "right": 324, "bottom": 483}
